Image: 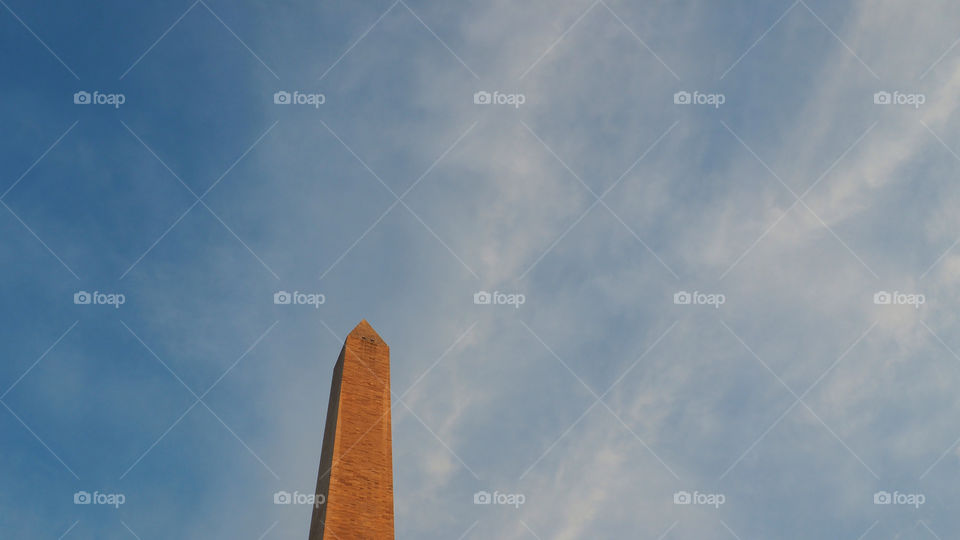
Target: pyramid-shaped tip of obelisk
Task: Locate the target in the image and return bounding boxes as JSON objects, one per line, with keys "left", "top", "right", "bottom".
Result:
{"left": 347, "top": 319, "right": 385, "bottom": 344}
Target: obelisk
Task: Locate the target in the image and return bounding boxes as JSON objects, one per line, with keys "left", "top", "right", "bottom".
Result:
{"left": 309, "top": 320, "right": 395, "bottom": 539}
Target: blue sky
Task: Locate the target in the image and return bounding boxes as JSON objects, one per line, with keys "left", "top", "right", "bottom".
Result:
{"left": 4, "top": 0, "right": 960, "bottom": 538}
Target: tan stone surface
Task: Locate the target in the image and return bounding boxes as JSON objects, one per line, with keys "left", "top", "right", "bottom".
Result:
{"left": 309, "top": 320, "right": 395, "bottom": 539}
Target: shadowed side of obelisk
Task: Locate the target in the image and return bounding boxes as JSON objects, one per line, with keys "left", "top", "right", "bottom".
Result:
{"left": 308, "top": 347, "right": 344, "bottom": 539}
{"left": 309, "top": 320, "right": 394, "bottom": 539}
